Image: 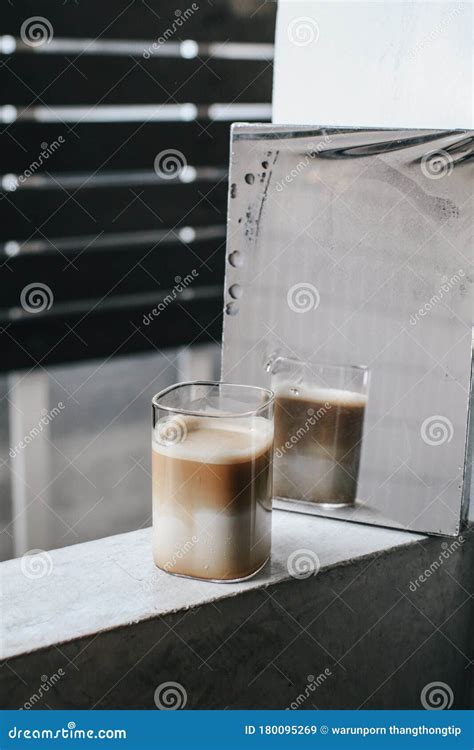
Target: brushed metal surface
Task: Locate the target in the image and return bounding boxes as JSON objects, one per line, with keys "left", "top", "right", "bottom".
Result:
{"left": 222, "top": 125, "right": 473, "bottom": 536}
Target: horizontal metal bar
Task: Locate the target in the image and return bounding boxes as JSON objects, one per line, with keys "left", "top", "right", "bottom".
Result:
{"left": 2, "top": 284, "right": 223, "bottom": 323}
{"left": 1, "top": 103, "right": 197, "bottom": 123}
{"left": 2, "top": 225, "right": 226, "bottom": 257}
{"left": 0, "top": 36, "right": 274, "bottom": 60}
{"left": 0, "top": 103, "right": 272, "bottom": 124}
{"left": 207, "top": 43, "right": 273, "bottom": 61}
{"left": 208, "top": 103, "right": 272, "bottom": 121}
{"left": 1, "top": 167, "right": 228, "bottom": 192}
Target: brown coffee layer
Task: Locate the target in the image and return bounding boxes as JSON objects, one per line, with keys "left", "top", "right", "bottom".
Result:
{"left": 274, "top": 393, "right": 365, "bottom": 505}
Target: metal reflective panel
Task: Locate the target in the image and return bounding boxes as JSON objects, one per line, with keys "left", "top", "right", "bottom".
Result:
{"left": 222, "top": 124, "right": 473, "bottom": 536}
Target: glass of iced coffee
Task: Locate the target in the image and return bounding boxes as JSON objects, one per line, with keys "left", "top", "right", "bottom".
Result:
{"left": 152, "top": 381, "right": 274, "bottom": 582}
{"left": 268, "top": 357, "right": 369, "bottom": 508}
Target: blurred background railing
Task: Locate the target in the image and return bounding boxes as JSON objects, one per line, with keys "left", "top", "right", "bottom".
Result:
{"left": 0, "top": 0, "right": 276, "bottom": 560}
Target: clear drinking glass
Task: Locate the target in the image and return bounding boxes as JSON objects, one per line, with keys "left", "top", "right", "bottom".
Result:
{"left": 152, "top": 381, "right": 274, "bottom": 582}
{"left": 267, "top": 357, "right": 369, "bottom": 508}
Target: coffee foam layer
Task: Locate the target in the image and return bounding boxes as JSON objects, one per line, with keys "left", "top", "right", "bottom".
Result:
{"left": 152, "top": 415, "right": 273, "bottom": 464}
{"left": 275, "top": 383, "right": 367, "bottom": 407}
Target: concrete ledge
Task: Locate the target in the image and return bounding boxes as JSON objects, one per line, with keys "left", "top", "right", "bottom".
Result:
{"left": 2, "top": 513, "right": 424, "bottom": 658}
{"left": 1, "top": 512, "right": 472, "bottom": 709}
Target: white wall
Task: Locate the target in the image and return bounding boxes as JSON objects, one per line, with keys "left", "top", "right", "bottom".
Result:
{"left": 273, "top": 0, "right": 473, "bottom": 129}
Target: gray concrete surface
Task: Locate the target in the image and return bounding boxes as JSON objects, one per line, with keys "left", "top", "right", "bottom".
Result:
{"left": 1, "top": 512, "right": 472, "bottom": 709}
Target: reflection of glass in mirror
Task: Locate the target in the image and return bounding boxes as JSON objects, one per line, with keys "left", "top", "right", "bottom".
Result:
{"left": 270, "top": 358, "right": 369, "bottom": 508}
